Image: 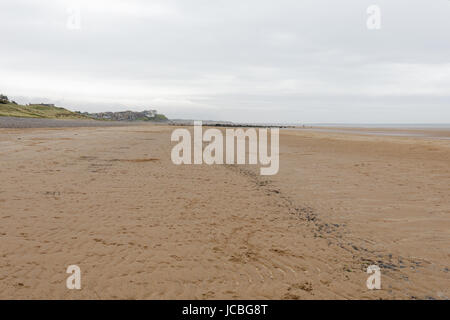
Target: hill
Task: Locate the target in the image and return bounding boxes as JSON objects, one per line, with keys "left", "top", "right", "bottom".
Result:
{"left": 0, "top": 94, "right": 168, "bottom": 121}
{"left": 0, "top": 102, "right": 90, "bottom": 119}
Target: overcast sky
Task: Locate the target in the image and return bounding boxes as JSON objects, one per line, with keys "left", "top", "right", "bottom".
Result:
{"left": 1, "top": 0, "right": 449, "bottom": 123}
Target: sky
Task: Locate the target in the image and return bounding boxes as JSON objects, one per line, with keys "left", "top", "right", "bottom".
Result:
{"left": 0, "top": 0, "right": 449, "bottom": 123}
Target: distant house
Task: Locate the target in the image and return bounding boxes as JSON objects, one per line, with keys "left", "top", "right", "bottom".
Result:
{"left": 143, "top": 110, "right": 157, "bottom": 118}
{"left": 86, "top": 109, "right": 159, "bottom": 121}
{"left": 0, "top": 94, "right": 9, "bottom": 104}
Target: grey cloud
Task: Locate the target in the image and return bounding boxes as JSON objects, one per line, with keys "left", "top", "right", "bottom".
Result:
{"left": 0, "top": 0, "right": 449, "bottom": 123}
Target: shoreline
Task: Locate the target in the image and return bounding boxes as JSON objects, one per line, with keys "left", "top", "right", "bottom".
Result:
{"left": 2, "top": 116, "right": 450, "bottom": 139}
{"left": 288, "top": 126, "right": 450, "bottom": 140}
{"left": 0, "top": 116, "right": 167, "bottom": 129}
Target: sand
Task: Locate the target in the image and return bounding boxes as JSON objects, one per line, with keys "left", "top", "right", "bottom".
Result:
{"left": 0, "top": 124, "right": 448, "bottom": 299}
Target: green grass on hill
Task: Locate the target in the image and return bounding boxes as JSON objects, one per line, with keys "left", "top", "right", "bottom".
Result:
{"left": 152, "top": 114, "right": 169, "bottom": 121}
{"left": 136, "top": 114, "right": 168, "bottom": 122}
{"left": 0, "top": 103, "right": 90, "bottom": 119}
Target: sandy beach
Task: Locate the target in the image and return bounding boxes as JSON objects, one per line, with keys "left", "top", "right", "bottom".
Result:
{"left": 0, "top": 124, "right": 448, "bottom": 299}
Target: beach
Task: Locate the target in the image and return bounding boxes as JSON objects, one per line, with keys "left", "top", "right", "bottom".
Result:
{"left": 0, "top": 124, "right": 448, "bottom": 299}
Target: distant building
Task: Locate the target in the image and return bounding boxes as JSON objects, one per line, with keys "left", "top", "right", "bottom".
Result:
{"left": 86, "top": 110, "right": 159, "bottom": 121}
{"left": 0, "top": 94, "right": 10, "bottom": 104}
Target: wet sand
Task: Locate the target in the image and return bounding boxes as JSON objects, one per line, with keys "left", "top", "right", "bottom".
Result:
{"left": 296, "top": 126, "right": 450, "bottom": 140}
{"left": 0, "top": 124, "right": 448, "bottom": 299}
